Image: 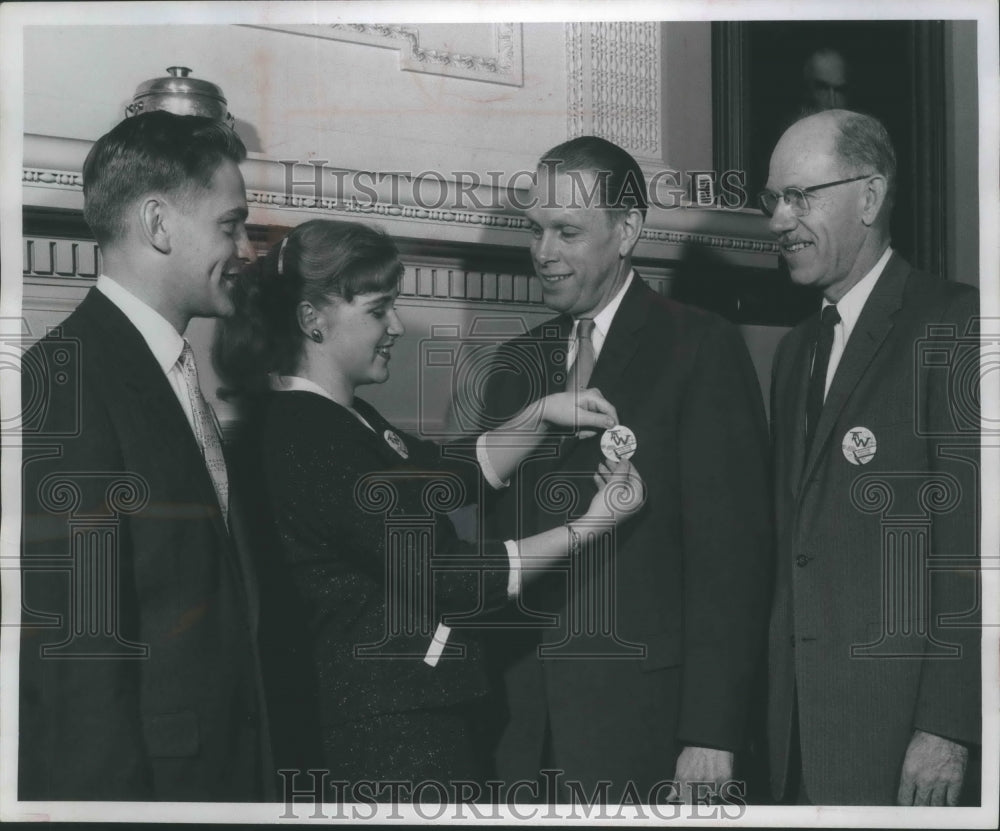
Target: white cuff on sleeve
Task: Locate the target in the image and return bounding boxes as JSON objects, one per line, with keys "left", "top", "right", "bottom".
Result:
{"left": 477, "top": 433, "right": 509, "bottom": 490}
{"left": 505, "top": 539, "right": 522, "bottom": 599}
{"left": 423, "top": 623, "right": 452, "bottom": 667}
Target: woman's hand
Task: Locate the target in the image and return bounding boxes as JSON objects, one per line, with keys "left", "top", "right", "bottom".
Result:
{"left": 583, "top": 458, "right": 646, "bottom": 526}
{"left": 539, "top": 388, "right": 618, "bottom": 438}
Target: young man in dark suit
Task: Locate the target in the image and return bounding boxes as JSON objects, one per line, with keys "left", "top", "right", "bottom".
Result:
{"left": 763, "top": 110, "right": 980, "bottom": 805}
{"left": 19, "top": 111, "right": 271, "bottom": 801}
{"left": 480, "top": 136, "right": 772, "bottom": 803}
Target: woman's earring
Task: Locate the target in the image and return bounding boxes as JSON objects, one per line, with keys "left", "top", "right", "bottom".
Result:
{"left": 310, "top": 329, "right": 324, "bottom": 344}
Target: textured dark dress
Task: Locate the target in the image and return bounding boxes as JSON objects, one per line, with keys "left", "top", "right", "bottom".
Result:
{"left": 248, "top": 390, "right": 511, "bottom": 796}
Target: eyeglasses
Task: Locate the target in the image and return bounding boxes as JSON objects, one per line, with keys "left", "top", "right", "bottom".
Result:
{"left": 757, "top": 174, "right": 872, "bottom": 218}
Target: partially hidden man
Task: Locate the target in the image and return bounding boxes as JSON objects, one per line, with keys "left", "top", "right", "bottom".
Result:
{"left": 763, "top": 110, "right": 980, "bottom": 806}
{"left": 19, "top": 112, "right": 272, "bottom": 801}
{"left": 481, "top": 136, "right": 773, "bottom": 802}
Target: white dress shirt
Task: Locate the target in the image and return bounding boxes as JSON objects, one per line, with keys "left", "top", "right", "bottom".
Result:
{"left": 820, "top": 247, "right": 892, "bottom": 398}
{"left": 567, "top": 270, "right": 635, "bottom": 370}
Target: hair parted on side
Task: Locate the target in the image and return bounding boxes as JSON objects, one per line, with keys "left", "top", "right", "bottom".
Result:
{"left": 537, "top": 135, "right": 649, "bottom": 220}
{"left": 82, "top": 111, "right": 247, "bottom": 247}
{"left": 214, "top": 219, "right": 404, "bottom": 395}
{"left": 832, "top": 110, "right": 897, "bottom": 216}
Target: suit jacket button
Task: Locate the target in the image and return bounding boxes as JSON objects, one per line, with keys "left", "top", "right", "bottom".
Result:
{"left": 795, "top": 554, "right": 811, "bottom": 567}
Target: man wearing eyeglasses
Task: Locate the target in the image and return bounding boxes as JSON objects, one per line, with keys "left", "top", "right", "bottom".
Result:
{"left": 762, "top": 110, "right": 980, "bottom": 806}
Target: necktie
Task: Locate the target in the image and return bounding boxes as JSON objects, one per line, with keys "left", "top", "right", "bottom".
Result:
{"left": 566, "top": 318, "right": 596, "bottom": 392}
{"left": 178, "top": 341, "right": 229, "bottom": 525}
{"left": 805, "top": 304, "right": 841, "bottom": 453}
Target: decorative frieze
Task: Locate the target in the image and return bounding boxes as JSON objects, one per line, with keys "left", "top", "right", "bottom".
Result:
{"left": 243, "top": 23, "right": 523, "bottom": 86}
{"left": 566, "top": 22, "right": 662, "bottom": 164}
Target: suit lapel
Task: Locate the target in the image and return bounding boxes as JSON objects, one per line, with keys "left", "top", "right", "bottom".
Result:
{"left": 82, "top": 289, "right": 233, "bottom": 546}
{"left": 586, "top": 275, "right": 648, "bottom": 399}
{"left": 800, "top": 254, "right": 909, "bottom": 486}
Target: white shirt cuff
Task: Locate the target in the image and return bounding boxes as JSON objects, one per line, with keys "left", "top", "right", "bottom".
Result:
{"left": 423, "top": 623, "right": 452, "bottom": 667}
{"left": 477, "top": 433, "right": 509, "bottom": 489}
{"left": 505, "top": 539, "right": 522, "bottom": 599}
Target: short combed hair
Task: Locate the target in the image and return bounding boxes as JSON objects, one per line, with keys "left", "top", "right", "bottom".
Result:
{"left": 83, "top": 111, "right": 247, "bottom": 246}
{"left": 833, "top": 111, "right": 897, "bottom": 216}
{"left": 538, "top": 135, "right": 648, "bottom": 219}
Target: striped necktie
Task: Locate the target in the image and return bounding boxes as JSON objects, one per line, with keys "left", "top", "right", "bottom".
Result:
{"left": 566, "top": 318, "right": 596, "bottom": 391}
{"left": 178, "top": 340, "right": 229, "bottom": 525}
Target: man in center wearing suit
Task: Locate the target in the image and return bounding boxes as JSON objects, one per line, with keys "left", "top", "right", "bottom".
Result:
{"left": 764, "top": 110, "right": 980, "bottom": 805}
{"left": 19, "top": 111, "right": 272, "bottom": 801}
{"left": 480, "top": 136, "right": 772, "bottom": 803}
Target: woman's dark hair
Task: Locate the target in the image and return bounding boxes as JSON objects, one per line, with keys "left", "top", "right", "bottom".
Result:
{"left": 215, "top": 219, "right": 404, "bottom": 395}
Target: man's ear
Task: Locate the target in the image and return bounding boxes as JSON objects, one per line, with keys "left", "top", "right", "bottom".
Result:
{"left": 860, "top": 175, "right": 888, "bottom": 227}
{"left": 617, "top": 207, "right": 644, "bottom": 258}
{"left": 139, "top": 196, "right": 171, "bottom": 254}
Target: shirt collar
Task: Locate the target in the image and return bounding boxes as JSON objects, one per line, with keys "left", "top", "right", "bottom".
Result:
{"left": 822, "top": 247, "right": 892, "bottom": 341}
{"left": 96, "top": 274, "right": 185, "bottom": 373}
{"left": 572, "top": 270, "right": 635, "bottom": 339}
{"left": 269, "top": 373, "right": 338, "bottom": 403}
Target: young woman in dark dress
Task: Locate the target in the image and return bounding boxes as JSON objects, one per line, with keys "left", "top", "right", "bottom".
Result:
{"left": 215, "top": 219, "right": 643, "bottom": 800}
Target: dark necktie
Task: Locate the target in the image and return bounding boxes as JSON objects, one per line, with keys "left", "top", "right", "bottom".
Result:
{"left": 566, "top": 318, "right": 596, "bottom": 391}
{"left": 805, "top": 304, "right": 840, "bottom": 453}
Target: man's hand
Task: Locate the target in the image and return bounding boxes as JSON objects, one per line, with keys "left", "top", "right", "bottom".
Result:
{"left": 897, "top": 730, "right": 968, "bottom": 806}
{"left": 671, "top": 746, "right": 734, "bottom": 803}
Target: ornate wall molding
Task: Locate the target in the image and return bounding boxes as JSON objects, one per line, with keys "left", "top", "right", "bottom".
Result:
{"left": 243, "top": 23, "right": 523, "bottom": 86}
{"left": 565, "top": 22, "right": 662, "bottom": 164}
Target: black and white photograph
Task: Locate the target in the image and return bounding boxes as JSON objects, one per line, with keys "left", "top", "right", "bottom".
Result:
{"left": 1, "top": 0, "right": 996, "bottom": 824}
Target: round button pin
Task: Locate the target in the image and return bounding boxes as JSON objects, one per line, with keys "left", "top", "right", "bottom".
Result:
{"left": 842, "top": 426, "right": 877, "bottom": 466}
{"left": 384, "top": 429, "right": 409, "bottom": 459}
{"left": 600, "top": 424, "right": 638, "bottom": 461}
